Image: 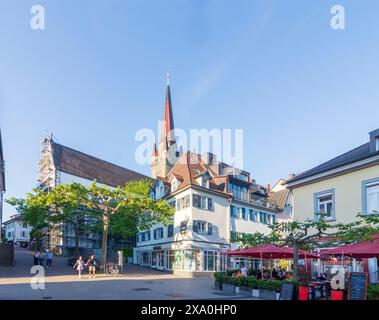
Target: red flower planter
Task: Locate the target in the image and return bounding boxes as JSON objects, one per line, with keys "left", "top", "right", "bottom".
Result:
{"left": 298, "top": 286, "right": 309, "bottom": 300}
{"left": 331, "top": 290, "right": 344, "bottom": 300}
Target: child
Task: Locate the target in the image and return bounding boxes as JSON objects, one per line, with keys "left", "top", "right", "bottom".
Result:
{"left": 73, "top": 256, "right": 84, "bottom": 279}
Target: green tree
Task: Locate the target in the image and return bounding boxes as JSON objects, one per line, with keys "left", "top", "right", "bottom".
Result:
{"left": 236, "top": 213, "right": 379, "bottom": 280}
{"left": 7, "top": 189, "right": 50, "bottom": 250}
{"left": 86, "top": 179, "right": 173, "bottom": 266}
{"left": 45, "top": 183, "right": 95, "bottom": 257}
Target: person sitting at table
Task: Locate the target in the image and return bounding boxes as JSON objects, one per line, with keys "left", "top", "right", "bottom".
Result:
{"left": 279, "top": 268, "right": 286, "bottom": 280}
{"left": 240, "top": 264, "right": 248, "bottom": 277}
{"left": 272, "top": 268, "right": 278, "bottom": 279}
{"left": 255, "top": 269, "right": 262, "bottom": 280}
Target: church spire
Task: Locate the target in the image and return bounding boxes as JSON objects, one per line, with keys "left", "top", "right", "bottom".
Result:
{"left": 160, "top": 73, "right": 175, "bottom": 146}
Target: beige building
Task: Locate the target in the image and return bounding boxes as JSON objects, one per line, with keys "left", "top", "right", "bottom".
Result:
{"left": 286, "top": 128, "right": 379, "bottom": 283}
{"left": 286, "top": 128, "right": 379, "bottom": 224}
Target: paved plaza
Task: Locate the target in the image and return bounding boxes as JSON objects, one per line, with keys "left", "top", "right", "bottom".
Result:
{"left": 0, "top": 249, "right": 255, "bottom": 300}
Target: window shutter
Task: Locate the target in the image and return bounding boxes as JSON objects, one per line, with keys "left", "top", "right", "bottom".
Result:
{"left": 208, "top": 223, "right": 213, "bottom": 235}
{"left": 192, "top": 220, "right": 198, "bottom": 233}
{"left": 207, "top": 198, "right": 213, "bottom": 211}
{"left": 193, "top": 194, "right": 198, "bottom": 208}
{"left": 153, "top": 230, "right": 156, "bottom": 240}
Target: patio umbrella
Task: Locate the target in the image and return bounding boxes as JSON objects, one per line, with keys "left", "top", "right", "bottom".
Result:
{"left": 226, "top": 244, "right": 320, "bottom": 259}
{"left": 320, "top": 239, "right": 379, "bottom": 259}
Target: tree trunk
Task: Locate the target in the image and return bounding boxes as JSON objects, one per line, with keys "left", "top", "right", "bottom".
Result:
{"left": 74, "top": 223, "right": 80, "bottom": 258}
{"left": 101, "top": 213, "right": 109, "bottom": 268}
{"left": 293, "top": 242, "right": 299, "bottom": 281}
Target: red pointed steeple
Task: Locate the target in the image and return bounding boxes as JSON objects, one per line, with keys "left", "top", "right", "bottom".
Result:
{"left": 160, "top": 73, "right": 175, "bottom": 146}
{"left": 152, "top": 142, "right": 158, "bottom": 157}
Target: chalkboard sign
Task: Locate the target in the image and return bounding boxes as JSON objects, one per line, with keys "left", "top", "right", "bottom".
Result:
{"left": 280, "top": 283, "right": 295, "bottom": 300}
{"left": 348, "top": 272, "right": 368, "bottom": 300}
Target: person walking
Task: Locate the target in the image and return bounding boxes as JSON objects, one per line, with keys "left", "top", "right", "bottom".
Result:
{"left": 86, "top": 255, "right": 97, "bottom": 279}
{"left": 38, "top": 251, "right": 45, "bottom": 266}
{"left": 33, "top": 251, "right": 39, "bottom": 266}
{"left": 73, "top": 256, "right": 84, "bottom": 279}
{"left": 46, "top": 249, "right": 53, "bottom": 269}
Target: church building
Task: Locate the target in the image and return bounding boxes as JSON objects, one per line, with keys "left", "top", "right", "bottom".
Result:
{"left": 134, "top": 78, "right": 280, "bottom": 277}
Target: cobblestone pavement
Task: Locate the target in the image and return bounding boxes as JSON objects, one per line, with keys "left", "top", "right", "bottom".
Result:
{"left": 0, "top": 248, "right": 258, "bottom": 300}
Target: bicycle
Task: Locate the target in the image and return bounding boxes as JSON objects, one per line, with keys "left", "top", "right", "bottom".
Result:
{"left": 105, "top": 262, "right": 121, "bottom": 276}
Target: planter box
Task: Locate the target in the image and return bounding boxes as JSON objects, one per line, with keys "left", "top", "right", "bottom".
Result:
{"left": 214, "top": 280, "right": 222, "bottom": 290}
{"left": 259, "top": 289, "right": 277, "bottom": 300}
{"left": 222, "top": 283, "right": 236, "bottom": 294}
{"left": 252, "top": 289, "right": 260, "bottom": 298}
{"left": 238, "top": 286, "right": 251, "bottom": 296}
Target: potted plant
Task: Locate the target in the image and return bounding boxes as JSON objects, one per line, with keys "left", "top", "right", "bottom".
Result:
{"left": 297, "top": 267, "right": 310, "bottom": 300}
{"left": 213, "top": 272, "right": 224, "bottom": 290}
{"left": 238, "top": 277, "right": 251, "bottom": 296}
{"left": 222, "top": 277, "right": 237, "bottom": 294}
{"left": 297, "top": 279, "right": 309, "bottom": 300}
{"left": 258, "top": 280, "right": 282, "bottom": 300}
{"left": 248, "top": 278, "right": 260, "bottom": 298}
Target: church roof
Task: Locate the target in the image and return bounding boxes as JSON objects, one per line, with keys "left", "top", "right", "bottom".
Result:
{"left": 50, "top": 140, "right": 151, "bottom": 187}
{"left": 160, "top": 79, "right": 176, "bottom": 145}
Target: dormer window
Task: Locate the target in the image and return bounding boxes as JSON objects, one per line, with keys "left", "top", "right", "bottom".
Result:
{"left": 376, "top": 137, "right": 379, "bottom": 152}
{"left": 171, "top": 179, "right": 179, "bottom": 192}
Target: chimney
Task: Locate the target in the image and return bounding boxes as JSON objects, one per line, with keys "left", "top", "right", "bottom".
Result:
{"left": 266, "top": 184, "right": 271, "bottom": 192}
{"left": 369, "top": 128, "right": 379, "bottom": 153}
{"left": 288, "top": 173, "right": 295, "bottom": 180}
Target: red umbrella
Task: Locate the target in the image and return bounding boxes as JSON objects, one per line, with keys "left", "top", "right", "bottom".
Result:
{"left": 226, "top": 244, "right": 320, "bottom": 259}
{"left": 320, "top": 239, "right": 379, "bottom": 259}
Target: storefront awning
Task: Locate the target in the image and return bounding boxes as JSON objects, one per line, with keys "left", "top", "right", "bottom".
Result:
{"left": 225, "top": 244, "right": 320, "bottom": 259}
{"left": 320, "top": 239, "right": 379, "bottom": 259}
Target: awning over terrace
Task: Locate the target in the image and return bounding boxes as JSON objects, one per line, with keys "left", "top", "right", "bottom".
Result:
{"left": 320, "top": 239, "right": 379, "bottom": 259}
{"left": 226, "top": 244, "right": 320, "bottom": 259}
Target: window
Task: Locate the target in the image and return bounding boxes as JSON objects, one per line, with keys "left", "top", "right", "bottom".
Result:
{"left": 314, "top": 190, "right": 335, "bottom": 221}
{"left": 20, "top": 231, "right": 27, "bottom": 238}
{"left": 228, "top": 183, "right": 249, "bottom": 202}
{"left": 167, "top": 224, "right": 174, "bottom": 237}
{"left": 171, "top": 179, "right": 178, "bottom": 192}
{"left": 193, "top": 194, "right": 213, "bottom": 211}
{"left": 168, "top": 200, "right": 176, "bottom": 208}
{"left": 231, "top": 205, "right": 238, "bottom": 218}
{"left": 192, "top": 220, "right": 212, "bottom": 235}
{"left": 249, "top": 209, "right": 255, "bottom": 221}
{"left": 241, "top": 208, "right": 247, "bottom": 220}
{"left": 362, "top": 178, "right": 379, "bottom": 215}
{"left": 207, "top": 198, "right": 213, "bottom": 211}
{"left": 153, "top": 228, "right": 164, "bottom": 240}
{"left": 376, "top": 137, "right": 379, "bottom": 152}
{"left": 137, "top": 230, "right": 151, "bottom": 243}
{"left": 176, "top": 195, "right": 190, "bottom": 210}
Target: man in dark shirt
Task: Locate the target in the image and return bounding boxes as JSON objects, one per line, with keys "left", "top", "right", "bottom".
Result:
{"left": 86, "top": 255, "right": 97, "bottom": 278}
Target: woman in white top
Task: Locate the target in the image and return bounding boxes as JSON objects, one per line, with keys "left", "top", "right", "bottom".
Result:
{"left": 73, "top": 256, "right": 84, "bottom": 279}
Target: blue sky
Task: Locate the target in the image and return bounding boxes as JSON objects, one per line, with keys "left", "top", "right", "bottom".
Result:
{"left": 1, "top": 0, "right": 379, "bottom": 221}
